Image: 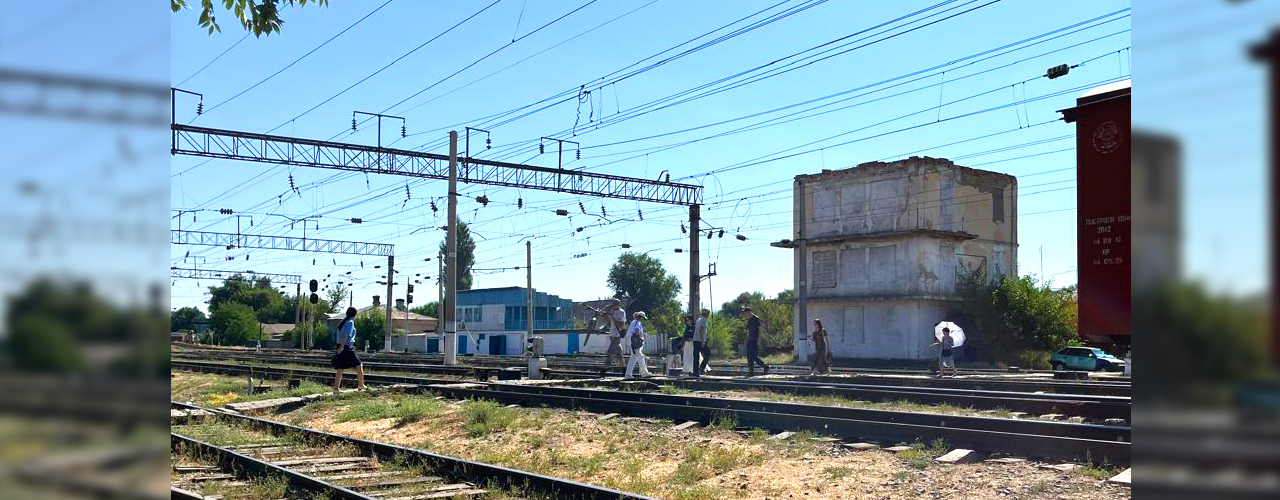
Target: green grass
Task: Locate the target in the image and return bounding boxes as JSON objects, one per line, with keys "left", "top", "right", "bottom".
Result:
{"left": 709, "top": 411, "right": 737, "bottom": 430}
{"left": 823, "top": 465, "right": 852, "bottom": 480}
{"left": 670, "top": 444, "right": 763, "bottom": 485}
{"left": 335, "top": 399, "right": 394, "bottom": 422}
{"left": 461, "top": 400, "right": 519, "bottom": 437}
{"left": 660, "top": 386, "right": 692, "bottom": 395}
{"left": 332, "top": 395, "right": 445, "bottom": 426}
{"left": 1030, "top": 479, "right": 1050, "bottom": 493}
{"left": 895, "top": 438, "right": 949, "bottom": 470}
{"left": 1079, "top": 463, "right": 1118, "bottom": 481}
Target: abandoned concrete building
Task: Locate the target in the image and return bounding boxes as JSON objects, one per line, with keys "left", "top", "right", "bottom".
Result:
{"left": 791, "top": 157, "right": 1017, "bottom": 362}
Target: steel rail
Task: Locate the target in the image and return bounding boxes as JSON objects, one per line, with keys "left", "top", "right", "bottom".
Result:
{"left": 172, "top": 402, "right": 661, "bottom": 500}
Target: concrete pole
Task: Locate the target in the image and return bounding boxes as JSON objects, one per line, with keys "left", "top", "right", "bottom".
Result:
{"left": 294, "top": 282, "right": 302, "bottom": 349}
{"left": 526, "top": 240, "right": 534, "bottom": 346}
{"left": 795, "top": 178, "right": 809, "bottom": 364}
{"left": 385, "top": 255, "right": 394, "bottom": 352}
{"left": 688, "top": 204, "right": 700, "bottom": 317}
{"left": 444, "top": 131, "right": 459, "bottom": 366}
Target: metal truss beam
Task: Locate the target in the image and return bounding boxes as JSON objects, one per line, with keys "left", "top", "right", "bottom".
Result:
{"left": 171, "top": 124, "right": 702, "bottom": 206}
{"left": 172, "top": 230, "right": 393, "bottom": 256}
{"left": 170, "top": 267, "right": 302, "bottom": 285}
{"left": 0, "top": 68, "right": 168, "bottom": 126}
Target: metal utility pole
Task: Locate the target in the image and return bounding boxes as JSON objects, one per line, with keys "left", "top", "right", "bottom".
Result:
{"left": 689, "top": 204, "right": 700, "bottom": 317}
{"left": 444, "top": 131, "right": 459, "bottom": 366}
{"left": 384, "top": 255, "right": 394, "bottom": 352}
{"left": 526, "top": 241, "right": 534, "bottom": 342}
{"left": 437, "top": 251, "right": 443, "bottom": 329}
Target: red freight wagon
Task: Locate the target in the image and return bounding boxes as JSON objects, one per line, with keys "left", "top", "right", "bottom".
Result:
{"left": 1060, "top": 80, "right": 1131, "bottom": 346}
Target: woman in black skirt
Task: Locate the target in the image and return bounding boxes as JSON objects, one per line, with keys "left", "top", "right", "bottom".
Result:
{"left": 332, "top": 307, "right": 365, "bottom": 394}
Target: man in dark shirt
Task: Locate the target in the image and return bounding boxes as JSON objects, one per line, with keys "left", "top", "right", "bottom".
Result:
{"left": 742, "top": 307, "right": 770, "bottom": 376}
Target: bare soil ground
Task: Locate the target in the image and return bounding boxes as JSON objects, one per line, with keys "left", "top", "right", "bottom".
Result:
{"left": 172, "top": 371, "right": 1130, "bottom": 500}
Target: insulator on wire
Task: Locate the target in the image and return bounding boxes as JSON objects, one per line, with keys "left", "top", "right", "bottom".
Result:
{"left": 681, "top": 223, "right": 687, "bottom": 234}
{"left": 674, "top": 248, "right": 683, "bottom": 253}
{"left": 430, "top": 200, "right": 438, "bottom": 213}
{"left": 621, "top": 243, "right": 631, "bottom": 249}
{"left": 576, "top": 149, "right": 581, "bottom": 160}
{"left": 638, "top": 209, "right": 643, "bottom": 221}
{"left": 601, "top": 205, "right": 606, "bottom": 217}
{"left": 539, "top": 143, "right": 545, "bottom": 154}
{"left": 196, "top": 100, "right": 203, "bottom": 115}
{"left": 718, "top": 230, "right": 725, "bottom": 238}
{"left": 517, "top": 197, "right": 523, "bottom": 209}
{"left": 485, "top": 138, "right": 491, "bottom": 149}
{"left": 578, "top": 201, "right": 586, "bottom": 213}
{"left": 555, "top": 209, "right": 569, "bottom": 216}
{"left": 707, "top": 231, "right": 713, "bottom": 240}
{"left": 401, "top": 124, "right": 406, "bottom": 138}
{"left": 351, "top": 118, "right": 357, "bottom": 131}
{"left": 576, "top": 227, "right": 583, "bottom": 233}
{"left": 736, "top": 234, "right": 747, "bottom": 241}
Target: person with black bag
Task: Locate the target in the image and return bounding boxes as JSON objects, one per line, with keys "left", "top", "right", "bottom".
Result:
{"left": 624, "top": 311, "right": 651, "bottom": 378}
{"left": 332, "top": 307, "right": 366, "bottom": 394}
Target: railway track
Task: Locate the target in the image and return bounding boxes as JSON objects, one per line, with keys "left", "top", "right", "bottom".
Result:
{"left": 173, "top": 343, "right": 1130, "bottom": 380}
{"left": 173, "top": 347, "right": 1130, "bottom": 397}
{"left": 560, "top": 375, "right": 1131, "bottom": 421}
{"left": 172, "top": 360, "right": 1130, "bottom": 466}
{"left": 171, "top": 401, "right": 656, "bottom": 500}
{"left": 172, "top": 358, "right": 1128, "bottom": 420}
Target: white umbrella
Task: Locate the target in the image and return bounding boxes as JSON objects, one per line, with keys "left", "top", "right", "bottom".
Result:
{"left": 934, "top": 321, "right": 965, "bottom": 348}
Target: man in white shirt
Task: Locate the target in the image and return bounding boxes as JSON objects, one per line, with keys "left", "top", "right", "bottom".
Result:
{"left": 624, "top": 311, "right": 652, "bottom": 378}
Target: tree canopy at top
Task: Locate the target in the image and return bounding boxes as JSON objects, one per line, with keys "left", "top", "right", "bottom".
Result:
{"left": 172, "top": 0, "right": 329, "bottom": 36}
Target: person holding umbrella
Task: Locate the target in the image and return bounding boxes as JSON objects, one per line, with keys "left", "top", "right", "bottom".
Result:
{"left": 930, "top": 321, "right": 965, "bottom": 377}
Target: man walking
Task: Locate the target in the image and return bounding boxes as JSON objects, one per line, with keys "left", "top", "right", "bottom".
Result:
{"left": 742, "top": 307, "right": 770, "bottom": 377}
{"left": 600, "top": 299, "right": 626, "bottom": 375}
{"left": 693, "top": 309, "right": 710, "bottom": 377}
{"left": 625, "top": 311, "right": 652, "bottom": 378}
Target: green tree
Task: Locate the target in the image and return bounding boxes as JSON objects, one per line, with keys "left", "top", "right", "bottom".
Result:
{"left": 953, "top": 273, "right": 1078, "bottom": 364}
{"left": 207, "top": 274, "right": 294, "bottom": 323}
{"left": 209, "top": 302, "right": 259, "bottom": 345}
{"left": 705, "top": 313, "right": 740, "bottom": 357}
{"left": 172, "top": 0, "right": 329, "bottom": 36}
{"left": 1136, "top": 281, "right": 1269, "bottom": 404}
{"left": 8, "top": 316, "right": 83, "bottom": 372}
{"left": 326, "top": 282, "right": 349, "bottom": 311}
{"left": 354, "top": 310, "right": 386, "bottom": 351}
{"left": 717, "top": 291, "right": 794, "bottom": 353}
{"left": 171, "top": 306, "right": 206, "bottom": 332}
{"left": 411, "top": 301, "right": 439, "bottom": 318}
{"left": 607, "top": 252, "right": 683, "bottom": 336}
{"left": 438, "top": 220, "right": 476, "bottom": 292}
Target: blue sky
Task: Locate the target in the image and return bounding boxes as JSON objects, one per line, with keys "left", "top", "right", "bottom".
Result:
{"left": 168, "top": 0, "right": 1136, "bottom": 313}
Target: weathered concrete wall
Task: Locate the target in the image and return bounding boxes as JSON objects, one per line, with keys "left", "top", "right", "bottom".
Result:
{"left": 793, "top": 157, "right": 1015, "bottom": 361}
{"left": 804, "top": 298, "right": 955, "bottom": 360}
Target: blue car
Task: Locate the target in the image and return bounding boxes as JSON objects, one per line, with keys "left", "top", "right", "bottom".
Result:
{"left": 1049, "top": 346, "right": 1126, "bottom": 372}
